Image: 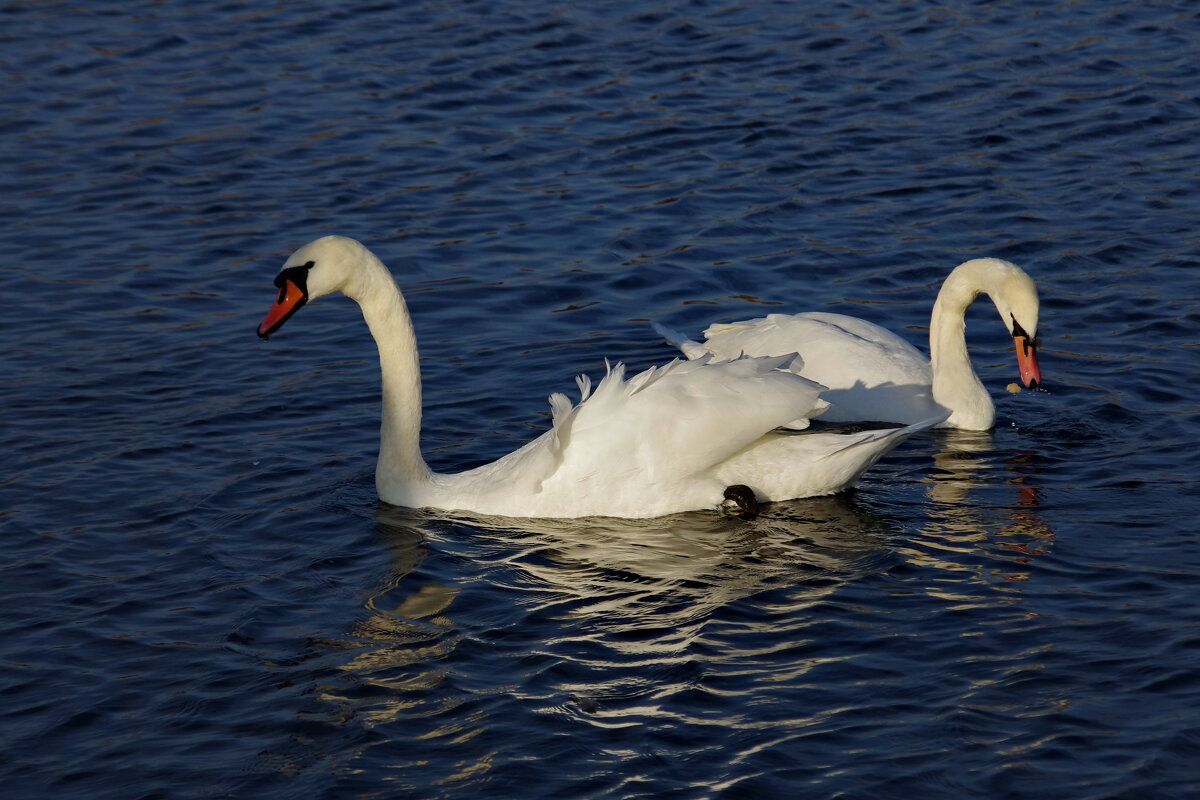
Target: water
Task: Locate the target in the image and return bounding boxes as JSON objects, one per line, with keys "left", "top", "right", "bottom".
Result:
{"left": 3, "top": 1, "right": 1199, "bottom": 797}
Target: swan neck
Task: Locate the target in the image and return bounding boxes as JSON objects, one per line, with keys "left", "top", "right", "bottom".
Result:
{"left": 355, "top": 268, "right": 434, "bottom": 491}
{"left": 928, "top": 272, "right": 993, "bottom": 428}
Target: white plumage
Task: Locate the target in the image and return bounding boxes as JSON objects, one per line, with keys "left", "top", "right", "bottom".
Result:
{"left": 258, "top": 236, "right": 944, "bottom": 519}
{"left": 655, "top": 258, "right": 1042, "bottom": 431}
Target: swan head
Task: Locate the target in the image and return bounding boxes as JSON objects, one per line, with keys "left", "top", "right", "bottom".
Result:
{"left": 984, "top": 261, "right": 1041, "bottom": 390}
{"left": 257, "top": 236, "right": 376, "bottom": 339}
{"left": 951, "top": 258, "right": 1042, "bottom": 389}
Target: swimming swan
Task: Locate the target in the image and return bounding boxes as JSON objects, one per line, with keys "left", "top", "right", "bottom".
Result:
{"left": 257, "top": 236, "right": 945, "bottom": 519}
{"left": 655, "top": 258, "right": 1041, "bottom": 431}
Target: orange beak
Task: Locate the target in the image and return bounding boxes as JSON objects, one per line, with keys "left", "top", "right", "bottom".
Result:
{"left": 1014, "top": 335, "right": 1041, "bottom": 389}
{"left": 257, "top": 278, "right": 307, "bottom": 339}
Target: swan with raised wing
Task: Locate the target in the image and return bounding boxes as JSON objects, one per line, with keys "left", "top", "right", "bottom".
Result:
{"left": 257, "top": 236, "right": 945, "bottom": 519}
{"left": 654, "top": 258, "right": 1041, "bottom": 431}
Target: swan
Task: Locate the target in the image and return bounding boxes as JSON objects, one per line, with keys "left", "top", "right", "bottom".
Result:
{"left": 256, "top": 235, "right": 946, "bottom": 519}
{"left": 654, "top": 258, "right": 1041, "bottom": 431}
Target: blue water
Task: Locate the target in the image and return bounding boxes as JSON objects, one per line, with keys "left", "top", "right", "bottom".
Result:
{"left": 3, "top": 1, "right": 1199, "bottom": 797}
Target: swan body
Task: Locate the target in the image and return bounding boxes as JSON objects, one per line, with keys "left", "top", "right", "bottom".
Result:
{"left": 257, "top": 236, "right": 944, "bottom": 519}
{"left": 655, "top": 258, "right": 1041, "bottom": 431}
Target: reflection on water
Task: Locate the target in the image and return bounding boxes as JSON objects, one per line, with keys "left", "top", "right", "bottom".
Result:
{"left": 311, "top": 520, "right": 456, "bottom": 731}
{"left": 304, "top": 497, "right": 892, "bottom": 783}
{"left": 368, "top": 494, "right": 887, "bottom": 646}
{"left": 436, "top": 498, "right": 888, "bottom": 608}
{"left": 250, "top": 432, "right": 1077, "bottom": 794}
{"left": 903, "top": 430, "right": 1055, "bottom": 597}
{"left": 925, "top": 430, "right": 1001, "bottom": 508}
{"left": 295, "top": 470, "right": 1071, "bottom": 794}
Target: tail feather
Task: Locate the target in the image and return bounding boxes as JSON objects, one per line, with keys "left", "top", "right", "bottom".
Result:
{"left": 652, "top": 322, "right": 709, "bottom": 360}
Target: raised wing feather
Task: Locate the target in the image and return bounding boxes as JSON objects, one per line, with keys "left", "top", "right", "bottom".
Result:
{"left": 543, "top": 354, "right": 827, "bottom": 487}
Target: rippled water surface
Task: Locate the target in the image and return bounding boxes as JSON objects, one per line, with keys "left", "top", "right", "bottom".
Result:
{"left": 4, "top": 1, "right": 1200, "bottom": 797}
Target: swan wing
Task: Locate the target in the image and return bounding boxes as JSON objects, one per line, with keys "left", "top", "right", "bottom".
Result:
{"left": 651, "top": 321, "right": 712, "bottom": 360}
{"left": 552, "top": 354, "right": 828, "bottom": 480}
{"left": 433, "top": 354, "right": 829, "bottom": 517}
{"left": 702, "top": 312, "right": 925, "bottom": 371}
{"left": 683, "top": 312, "right": 935, "bottom": 423}
{"left": 466, "top": 355, "right": 828, "bottom": 515}
{"left": 715, "top": 410, "right": 948, "bottom": 500}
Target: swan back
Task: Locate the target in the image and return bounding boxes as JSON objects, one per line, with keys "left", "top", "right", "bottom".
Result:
{"left": 664, "top": 312, "right": 934, "bottom": 424}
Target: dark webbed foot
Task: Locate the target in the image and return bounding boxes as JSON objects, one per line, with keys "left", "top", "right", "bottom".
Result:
{"left": 721, "top": 484, "right": 760, "bottom": 520}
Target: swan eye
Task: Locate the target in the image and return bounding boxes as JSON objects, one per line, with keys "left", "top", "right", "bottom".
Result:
{"left": 273, "top": 260, "right": 316, "bottom": 293}
{"left": 1010, "top": 316, "right": 1036, "bottom": 342}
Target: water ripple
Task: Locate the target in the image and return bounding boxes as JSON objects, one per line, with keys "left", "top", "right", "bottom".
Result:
{"left": 3, "top": 0, "right": 1200, "bottom": 798}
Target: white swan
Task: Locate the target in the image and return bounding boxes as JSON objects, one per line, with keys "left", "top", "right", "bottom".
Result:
{"left": 256, "top": 236, "right": 945, "bottom": 519}
{"left": 654, "top": 258, "right": 1041, "bottom": 431}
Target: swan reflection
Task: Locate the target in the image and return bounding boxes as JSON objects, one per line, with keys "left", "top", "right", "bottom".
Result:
{"left": 300, "top": 438, "right": 1054, "bottom": 789}
{"left": 380, "top": 495, "right": 888, "bottom": 606}
{"left": 314, "top": 496, "right": 890, "bottom": 727}
{"left": 902, "top": 429, "right": 1054, "bottom": 587}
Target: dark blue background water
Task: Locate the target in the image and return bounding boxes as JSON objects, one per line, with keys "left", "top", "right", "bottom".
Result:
{"left": 3, "top": 2, "right": 1199, "bottom": 797}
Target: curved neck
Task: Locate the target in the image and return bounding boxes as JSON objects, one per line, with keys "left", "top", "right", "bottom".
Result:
{"left": 352, "top": 262, "right": 434, "bottom": 495}
{"left": 928, "top": 271, "right": 994, "bottom": 429}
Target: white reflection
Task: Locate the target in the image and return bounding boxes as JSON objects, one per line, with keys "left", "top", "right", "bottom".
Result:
{"left": 903, "top": 430, "right": 1054, "bottom": 587}
{"left": 314, "top": 496, "right": 891, "bottom": 728}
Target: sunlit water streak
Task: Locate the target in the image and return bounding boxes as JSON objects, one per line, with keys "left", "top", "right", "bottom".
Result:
{"left": 2, "top": 1, "right": 1199, "bottom": 798}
